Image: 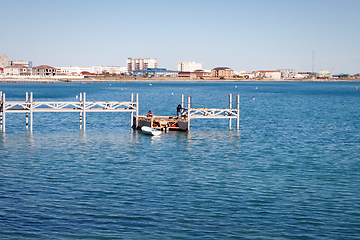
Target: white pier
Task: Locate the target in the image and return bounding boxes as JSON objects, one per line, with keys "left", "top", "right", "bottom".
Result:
{"left": 0, "top": 91, "right": 139, "bottom": 133}
{"left": 180, "top": 94, "right": 240, "bottom": 131}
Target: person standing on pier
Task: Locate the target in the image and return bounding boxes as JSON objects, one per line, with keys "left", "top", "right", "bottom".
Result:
{"left": 177, "top": 104, "right": 182, "bottom": 118}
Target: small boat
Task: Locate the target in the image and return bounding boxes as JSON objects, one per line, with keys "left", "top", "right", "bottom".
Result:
{"left": 141, "top": 126, "right": 161, "bottom": 136}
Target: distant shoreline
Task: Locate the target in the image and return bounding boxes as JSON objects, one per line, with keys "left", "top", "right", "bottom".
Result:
{"left": 0, "top": 77, "right": 359, "bottom": 83}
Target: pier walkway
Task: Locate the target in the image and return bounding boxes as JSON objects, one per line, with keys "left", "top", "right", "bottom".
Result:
{"left": 1, "top": 91, "right": 239, "bottom": 133}
{"left": 0, "top": 91, "right": 139, "bottom": 133}
{"left": 135, "top": 94, "right": 240, "bottom": 131}
{"left": 181, "top": 94, "right": 240, "bottom": 130}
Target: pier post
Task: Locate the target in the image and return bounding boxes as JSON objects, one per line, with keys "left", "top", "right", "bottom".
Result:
{"left": 181, "top": 94, "right": 184, "bottom": 108}
{"left": 3, "top": 93, "right": 5, "bottom": 133}
{"left": 187, "top": 95, "right": 191, "bottom": 131}
{"left": 79, "top": 93, "right": 82, "bottom": 130}
{"left": 1, "top": 92, "right": 4, "bottom": 133}
{"left": 0, "top": 91, "right": 2, "bottom": 132}
{"left": 26, "top": 113, "right": 29, "bottom": 130}
{"left": 181, "top": 94, "right": 184, "bottom": 119}
{"left": 136, "top": 94, "right": 139, "bottom": 128}
{"left": 130, "top": 93, "right": 134, "bottom": 128}
{"left": 83, "top": 92, "right": 86, "bottom": 132}
{"left": 236, "top": 94, "right": 240, "bottom": 130}
{"left": 229, "top": 93, "right": 232, "bottom": 130}
{"left": 30, "top": 92, "right": 33, "bottom": 132}
{"left": 26, "top": 92, "right": 29, "bottom": 130}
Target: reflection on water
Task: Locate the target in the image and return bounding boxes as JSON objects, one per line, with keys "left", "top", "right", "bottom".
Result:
{"left": 26, "top": 131, "right": 34, "bottom": 148}
{"left": 0, "top": 132, "right": 5, "bottom": 144}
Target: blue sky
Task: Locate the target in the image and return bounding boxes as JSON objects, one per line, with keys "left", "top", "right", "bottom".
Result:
{"left": 1, "top": 0, "right": 359, "bottom": 74}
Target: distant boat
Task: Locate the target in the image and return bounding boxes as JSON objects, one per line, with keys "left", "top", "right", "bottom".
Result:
{"left": 141, "top": 126, "right": 161, "bottom": 136}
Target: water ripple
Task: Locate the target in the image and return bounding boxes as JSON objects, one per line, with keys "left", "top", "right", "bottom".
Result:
{"left": 1, "top": 82, "right": 360, "bottom": 239}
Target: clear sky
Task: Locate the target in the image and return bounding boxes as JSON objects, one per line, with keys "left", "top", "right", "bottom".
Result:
{"left": 1, "top": 0, "right": 359, "bottom": 74}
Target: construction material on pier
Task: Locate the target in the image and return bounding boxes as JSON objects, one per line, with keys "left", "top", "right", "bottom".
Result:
{"left": 136, "top": 115, "right": 188, "bottom": 131}
{"left": 134, "top": 94, "right": 240, "bottom": 131}
{"left": 0, "top": 91, "right": 139, "bottom": 133}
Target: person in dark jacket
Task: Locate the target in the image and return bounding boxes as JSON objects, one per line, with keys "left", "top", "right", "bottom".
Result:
{"left": 177, "top": 104, "right": 182, "bottom": 118}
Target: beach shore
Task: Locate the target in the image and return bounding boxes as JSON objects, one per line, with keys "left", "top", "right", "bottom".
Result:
{"left": 0, "top": 76, "right": 359, "bottom": 83}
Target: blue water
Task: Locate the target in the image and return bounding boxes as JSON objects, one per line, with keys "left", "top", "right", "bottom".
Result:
{"left": 1, "top": 81, "right": 360, "bottom": 239}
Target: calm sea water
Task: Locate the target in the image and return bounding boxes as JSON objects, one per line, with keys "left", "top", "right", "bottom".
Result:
{"left": 1, "top": 81, "right": 360, "bottom": 239}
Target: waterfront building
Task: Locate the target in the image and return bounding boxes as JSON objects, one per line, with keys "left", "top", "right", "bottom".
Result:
{"left": 293, "top": 74, "right": 305, "bottom": 79}
{"left": 4, "top": 65, "right": 31, "bottom": 76}
{"left": 278, "top": 69, "right": 297, "bottom": 79}
{"left": 32, "top": 65, "right": 57, "bottom": 77}
{"left": 127, "top": 58, "right": 157, "bottom": 74}
{"left": 132, "top": 68, "right": 179, "bottom": 77}
{"left": 177, "top": 62, "right": 202, "bottom": 72}
{"left": 253, "top": 70, "right": 281, "bottom": 79}
{"left": 178, "top": 70, "right": 211, "bottom": 79}
{"left": 57, "top": 67, "right": 94, "bottom": 75}
{"left": 10, "top": 60, "right": 32, "bottom": 68}
{"left": 0, "top": 55, "right": 10, "bottom": 68}
{"left": 237, "top": 71, "right": 255, "bottom": 79}
{"left": 211, "top": 67, "right": 234, "bottom": 78}
{"left": 57, "top": 66, "right": 127, "bottom": 75}
{"left": 298, "top": 72, "right": 316, "bottom": 78}
{"left": 93, "top": 66, "right": 127, "bottom": 75}
{"left": 317, "top": 70, "right": 331, "bottom": 78}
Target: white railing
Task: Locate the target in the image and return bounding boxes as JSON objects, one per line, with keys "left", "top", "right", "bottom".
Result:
{"left": 0, "top": 91, "right": 139, "bottom": 133}
{"left": 180, "top": 94, "right": 240, "bottom": 130}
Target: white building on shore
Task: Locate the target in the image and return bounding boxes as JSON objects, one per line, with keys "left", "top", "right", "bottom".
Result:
{"left": 237, "top": 71, "right": 255, "bottom": 79}
{"left": 32, "top": 65, "right": 57, "bottom": 77}
{"left": 57, "top": 66, "right": 93, "bottom": 75}
{"left": 317, "top": 70, "right": 331, "bottom": 78}
{"left": 57, "top": 66, "right": 127, "bottom": 75}
{"left": 93, "top": 66, "right": 127, "bottom": 75}
{"left": 127, "top": 58, "right": 157, "bottom": 73}
{"left": 177, "top": 62, "right": 202, "bottom": 72}
{"left": 3, "top": 65, "right": 31, "bottom": 76}
{"left": 10, "top": 60, "right": 32, "bottom": 68}
{"left": 253, "top": 70, "right": 282, "bottom": 79}
{"left": 278, "top": 69, "right": 297, "bottom": 79}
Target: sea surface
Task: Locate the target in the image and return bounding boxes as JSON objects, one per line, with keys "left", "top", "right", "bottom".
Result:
{"left": 1, "top": 81, "right": 360, "bottom": 239}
